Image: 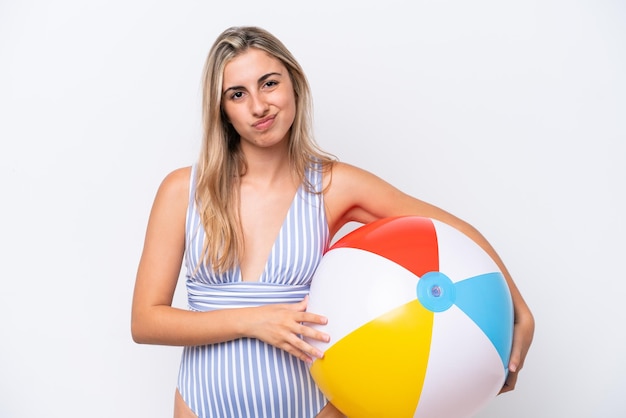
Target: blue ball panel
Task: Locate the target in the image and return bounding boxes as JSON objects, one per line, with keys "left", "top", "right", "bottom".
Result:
{"left": 454, "top": 272, "right": 514, "bottom": 369}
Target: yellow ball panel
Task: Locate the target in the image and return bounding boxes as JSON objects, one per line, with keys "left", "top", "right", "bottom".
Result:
{"left": 310, "top": 300, "right": 434, "bottom": 418}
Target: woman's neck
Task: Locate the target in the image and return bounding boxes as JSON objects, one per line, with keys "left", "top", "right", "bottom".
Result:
{"left": 239, "top": 141, "right": 295, "bottom": 188}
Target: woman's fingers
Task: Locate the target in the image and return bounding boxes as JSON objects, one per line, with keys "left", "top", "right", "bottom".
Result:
{"left": 249, "top": 298, "right": 330, "bottom": 363}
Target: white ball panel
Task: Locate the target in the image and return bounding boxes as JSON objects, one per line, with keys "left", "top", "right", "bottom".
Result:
{"left": 432, "top": 219, "right": 501, "bottom": 283}
{"left": 414, "top": 306, "right": 505, "bottom": 418}
{"left": 306, "top": 247, "right": 419, "bottom": 353}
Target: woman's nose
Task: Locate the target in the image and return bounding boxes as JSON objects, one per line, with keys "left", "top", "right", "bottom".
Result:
{"left": 250, "top": 93, "right": 269, "bottom": 117}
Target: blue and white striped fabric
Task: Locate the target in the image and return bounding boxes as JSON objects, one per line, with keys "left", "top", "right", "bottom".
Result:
{"left": 177, "top": 164, "right": 330, "bottom": 418}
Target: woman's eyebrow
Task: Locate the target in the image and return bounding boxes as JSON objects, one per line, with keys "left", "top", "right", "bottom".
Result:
{"left": 258, "top": 71, "right": 282, "bottom": 84}
{"left": 223, "top": 72, "right": 282, "bottom": 96}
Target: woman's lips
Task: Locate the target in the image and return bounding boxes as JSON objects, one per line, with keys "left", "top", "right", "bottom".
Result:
{"left": 253, "top": 115, "right": 275, "bottom": 130}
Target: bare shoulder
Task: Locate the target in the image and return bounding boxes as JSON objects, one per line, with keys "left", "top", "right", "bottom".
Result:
{"left": 323, "top": 161, "right": 395, "bottom": 233}
{"left": 324, "top": 161, "right": 436, "bottom": 234}
{"left": 323, "top": 161, "right": 374, "bottom": 191}
{"left": 157, "top": 166, "right": 192, "bottom": 198}
{"left": 328, "top": 160, "right": 368, "bottom": 178}
{"left": 148, "top": 166, "right": 192, "bottom": 218}
{"left": 161, "top": 166, "right": 192, "bottom": 188}
{"left": 325, "top": 161, "right": 396, "bottom": 197}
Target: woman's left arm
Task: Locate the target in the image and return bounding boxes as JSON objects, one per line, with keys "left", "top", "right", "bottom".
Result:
{"left": 324, "top": 162, "right": 535, "bottom": 392}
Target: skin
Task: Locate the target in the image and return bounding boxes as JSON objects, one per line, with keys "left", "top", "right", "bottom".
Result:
{"left": 132, "top": 48, "right": 534, "bottom": 418}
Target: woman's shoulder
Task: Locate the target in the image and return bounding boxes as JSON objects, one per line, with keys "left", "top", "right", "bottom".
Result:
{"left": 155, "top": 166, "right": 192, "bottom": 203}
{"left": 163, "top": 166, "right": 192, "bottom": 183}
{"left": 323, "top": 161, "right": 376, "bottom": 207}
{"left": 324, "top": 161, "right": 376, "bottom": 187}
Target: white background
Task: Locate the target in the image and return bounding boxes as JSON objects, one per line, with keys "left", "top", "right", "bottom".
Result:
{"left": 1, "top": 0, "right": 624, "bottom": 417}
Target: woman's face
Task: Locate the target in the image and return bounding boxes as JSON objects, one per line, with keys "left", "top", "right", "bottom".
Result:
{"left": 221, "top": 48, "right": 296, "bottom": 150}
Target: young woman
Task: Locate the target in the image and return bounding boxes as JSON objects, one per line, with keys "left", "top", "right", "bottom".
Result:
{"left": 131, "top": 26, "right": 534, "bottom": 418}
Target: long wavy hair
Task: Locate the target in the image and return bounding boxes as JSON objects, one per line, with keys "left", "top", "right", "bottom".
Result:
{"left": 195, "top": 26, "right": 336, "bottom": 273}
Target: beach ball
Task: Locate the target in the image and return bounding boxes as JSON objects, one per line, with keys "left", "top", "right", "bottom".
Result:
{"left": 306, "top": 216, "right": 514, "bottom": 418}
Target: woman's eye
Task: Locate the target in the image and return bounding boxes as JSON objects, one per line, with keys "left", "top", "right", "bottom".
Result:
{"left": 231, "top": 91, "right": 244, "bottom": 100}
{"left": 264, "top": 80, "right": 278, "bottom": 88}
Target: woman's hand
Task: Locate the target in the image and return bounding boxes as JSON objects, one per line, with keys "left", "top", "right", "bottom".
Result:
{"left": 316, "top": 402, "right": 346, "bottom": 418}
{"left": 500, "top": 308, "right": 535, "bottom": 394}
{"left": 247, "top": 295, "right": 330, "bottom": 364}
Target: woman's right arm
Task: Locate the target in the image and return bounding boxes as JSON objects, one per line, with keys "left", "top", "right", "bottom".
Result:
{"left": 130, "top": 167, "right": 329, "bottom": 363}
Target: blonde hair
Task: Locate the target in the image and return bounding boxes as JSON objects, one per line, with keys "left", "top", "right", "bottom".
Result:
{"left": 196, "top": 26, "right": 335, "bottom": 272}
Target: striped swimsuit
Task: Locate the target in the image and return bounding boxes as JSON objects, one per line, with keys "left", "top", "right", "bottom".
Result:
{"left": 177, "top": 164, "right": 329, "bottom": 418}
